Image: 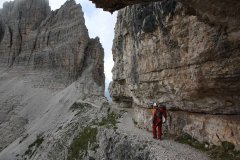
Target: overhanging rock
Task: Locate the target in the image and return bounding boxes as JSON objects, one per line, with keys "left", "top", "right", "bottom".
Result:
{"left": 89, "top": 0, "right": 161, "bottom": 13}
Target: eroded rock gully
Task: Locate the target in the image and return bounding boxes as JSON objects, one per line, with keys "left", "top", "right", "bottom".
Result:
{"left": 109, "top": 0, "right": 240, "bottom": 147}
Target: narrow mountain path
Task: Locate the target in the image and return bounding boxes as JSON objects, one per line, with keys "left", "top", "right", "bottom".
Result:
{"left": 116, "top": 107, "right": 210, "bottom": 160}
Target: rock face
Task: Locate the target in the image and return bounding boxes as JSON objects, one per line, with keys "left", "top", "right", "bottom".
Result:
{"left": 0, "top": 0, "right": 51, "bottom": 66}
{"left": 110, "top": 0, "right": 240, "bottom": 146}
{"left": 134, "top": 108, "right": 240, "bottom": 148}
{"left": 0, "top": 0, "right": 105, "bottom": 84}
{"left": 0, "top": 0, "right": 105, "bottom": 157}
{"left": 110, "top": 0, "right": 240, "bottom": 114}
{"left": 167, "top": 111, "right": 240, "bottom": 148}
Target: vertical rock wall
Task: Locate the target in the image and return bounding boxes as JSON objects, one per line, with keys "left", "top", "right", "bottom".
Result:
{"left": 0, "top": 0, "right": 51, "bottom": 66}
{"left": 110, "top": 0, "right": 240, "bottom": 147}
{"left": 0, "top": 0, "right": 105, "bottom": 88}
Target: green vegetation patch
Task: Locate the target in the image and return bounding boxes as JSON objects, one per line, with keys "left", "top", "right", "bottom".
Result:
{"left": 23, "top": 134, "right": 44, "bottom": 158}
{"left": 175, "top": 133, "right": 240, "bottom": 160}
{"left": 209, "top": 145, "right": 240, "bottom": 160}
{"left": 67, "top": 127, "right": 98, "bottom": 160}
{"left": 67, "top": 109, "right": 122, "bottom": 160}
{"left": 70, "top": 102, "right": 92, "bottom": 111}
{"left": 70, "top": 102, "right": 92, "bottom": 113}
{"left": 98, "top": 111, "right": 121, "bottom": 129}
{"left": 175, "top": 133, "right": 208, "bottom": 151}
{"left": 222, "top": 141, "right": 235, "bottom": 151}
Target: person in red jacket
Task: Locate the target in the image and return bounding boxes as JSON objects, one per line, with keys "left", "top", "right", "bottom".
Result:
{"left": 152, "top": 104, "right": 167, "bottom": 140}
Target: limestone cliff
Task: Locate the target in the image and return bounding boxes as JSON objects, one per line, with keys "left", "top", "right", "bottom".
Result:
{"left": 0, "top": 0, "right": 105, "bottom": 85}
{"left": 0, "top": 0, "right": 105, "bottom": 158}
{"left": 0, "top": 0, "right": 51, "bottom": 66}
{"left": 110, "top": 0, "right": 240, "bottom": 147}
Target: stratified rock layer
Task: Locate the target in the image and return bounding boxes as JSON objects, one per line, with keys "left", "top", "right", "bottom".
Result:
{"left": 0, "top": 0, "right": 105, "bottom": 155}
{"left": 110, "top": 0, "right": 240, "bottom": 146}
{"left": 110, "top": 0, "right": 240, "bottom": 114}
{"left": 0, "top": 0, "right": 105, "bottom": 85}
{"left": 134, "top": 107, "right": 240, "bottom": 148}
{"left": 0, "top": 0, "right": 51, "bottom": 66}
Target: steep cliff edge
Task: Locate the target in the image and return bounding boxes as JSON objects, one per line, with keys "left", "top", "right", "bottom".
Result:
{"left": 0, "top": 0, "right": 105, "bottom": 158}
{"left": 110, "top": 0, "right": 240, "bottom": 147}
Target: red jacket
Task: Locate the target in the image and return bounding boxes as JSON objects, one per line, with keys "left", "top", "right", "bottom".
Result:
{"left": 152, "top": 108, "right": 167, "bottom": 125}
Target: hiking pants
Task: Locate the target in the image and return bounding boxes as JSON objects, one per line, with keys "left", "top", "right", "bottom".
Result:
{"left": 152, "top": 123, "right": 162, "bottom": 139}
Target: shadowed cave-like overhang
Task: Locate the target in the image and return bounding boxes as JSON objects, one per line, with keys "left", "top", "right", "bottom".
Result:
{"left": 89, "top": 0, "right": 161, "bottom": 13}
{"left": 88, "top": 0, "right": 240, "bottom": 26}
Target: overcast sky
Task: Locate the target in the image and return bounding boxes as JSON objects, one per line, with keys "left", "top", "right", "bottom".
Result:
{"left": 0, "top": 0, "right": 117, "bottom": 85}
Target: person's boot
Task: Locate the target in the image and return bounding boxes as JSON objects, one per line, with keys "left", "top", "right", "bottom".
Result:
{"left": 158, "top": 134, "right": 162, "bottom": 140}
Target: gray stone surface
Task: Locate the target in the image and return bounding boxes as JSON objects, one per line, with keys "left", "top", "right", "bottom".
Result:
{"left": 0, "top": 0, "right": 239, "bottom": 159}
{"left": 110, "top": 0, "right": 240, "bottom": 114}
{"left": 0, "top": 0, "right": 51, "bottom": 66}
{"left": 0, "top": 0, "right": 105, "bottom": 85}
{"left": 0, "top": 0, "right": 105, "bottom": 156}
{"left": 134, "top": 107, "right": 240, "bottom": 149}
{"left": 109, "top": 0, "right": 240, "bottom": 147}
{"left": 88, "top": 107, "right": 209, "bottom": 160}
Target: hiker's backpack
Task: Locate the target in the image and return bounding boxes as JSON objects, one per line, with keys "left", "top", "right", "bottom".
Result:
{"left": 156, "top": 109, "right": 163, "bottom": 120}
{"left": 153, "top": 109, "right": 163, "bottom": 124}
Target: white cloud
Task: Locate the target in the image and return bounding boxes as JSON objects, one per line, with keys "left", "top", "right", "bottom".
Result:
{"left": 49, "top": 0, "right": 66, "bottom": 10}
{"left": 0, "top": 0, "right": 116, "bottom": 88}
{"left": 0, "top": 0, "right": 8, "bottom": 8}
